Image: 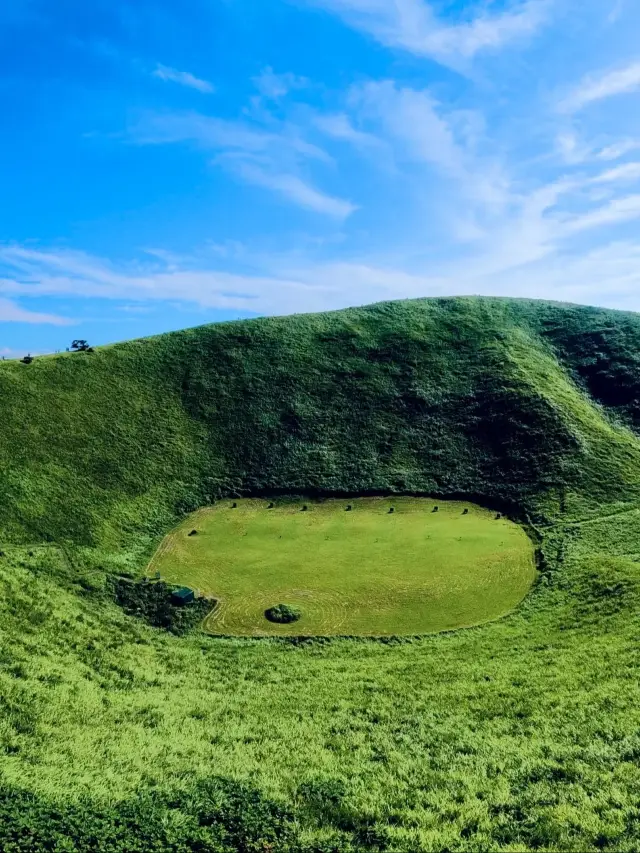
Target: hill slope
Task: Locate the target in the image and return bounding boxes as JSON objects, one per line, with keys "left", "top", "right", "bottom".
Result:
{"left": 3, "top": 296, "right": 640, "bottom": 851}
{"left": 2, "top": 296, "right": 640, "bottom": 552}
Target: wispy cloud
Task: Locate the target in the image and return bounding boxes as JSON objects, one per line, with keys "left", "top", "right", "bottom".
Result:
{"left": 350, "top": 80, "right": 509, "bottom": 219}
{"left": 221, "top": 158, "right": 357, "bottom": 217}
{"left": 152, "top": 64, "right": 215, "bottom": 93}
{"left": 313, "top": 112, "right": 379, "bottom": 149}
{"left": 306, "top": 0, "right": 550, "bottom": 67}
{"left": 252, "top": 67, "right": 308, "bottom": 99}
{"left": 564, "top": 194, "right": 640, "bottom": 234}
{"left": 597, "top": 140, "right": 640, "bottom": 161}
{"left": 0, "top": 296, "right": 73, "bottom": 325}
{"left": 4, "top": 233, "right": 640, "bottom": 320}
{"left": 559, "top": 61, "right": 640, "bottom": 113}
{"left": 591, "top": 161, "right": 640, "bottom": 184}
{"left": 130, "top": 110, "right": 355, "bottom": 218}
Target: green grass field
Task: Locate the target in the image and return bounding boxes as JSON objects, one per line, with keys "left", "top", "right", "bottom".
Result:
{"left": 6, "top": 297, "right": 640, "bottom": 849}
{"left": 148, "top": 498, "right": 535, "bottom": 636}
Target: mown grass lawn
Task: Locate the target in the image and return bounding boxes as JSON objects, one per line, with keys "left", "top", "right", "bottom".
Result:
{"left": 148, "top": 497, "right": 536, "bottom": 636}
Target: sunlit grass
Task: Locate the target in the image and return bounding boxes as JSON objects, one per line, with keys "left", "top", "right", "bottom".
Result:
{"left": 149, "top": 498, "right": 535, "bottom": 636}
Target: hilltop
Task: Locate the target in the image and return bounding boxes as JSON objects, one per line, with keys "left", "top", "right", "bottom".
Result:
{"left": 2, "top": 296, "right": 640, "bottom": 851}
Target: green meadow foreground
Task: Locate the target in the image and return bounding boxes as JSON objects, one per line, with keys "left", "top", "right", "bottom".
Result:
{"left": 150, "top": 498, "right": 535, "bottom": 636}
{"left": 5, "top": 297, "right": 640, "bottom": 850}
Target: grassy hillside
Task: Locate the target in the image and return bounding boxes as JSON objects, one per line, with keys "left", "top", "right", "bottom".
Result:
{"left": 3, "top": 296, "right": 640, "bottom": 850}
{"left": 2, "top": 297, "right": 640, "bottom": 552}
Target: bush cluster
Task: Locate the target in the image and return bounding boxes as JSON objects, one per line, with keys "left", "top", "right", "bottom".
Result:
{"left": 111, "top": 578, "right": 213, "bottom": 635}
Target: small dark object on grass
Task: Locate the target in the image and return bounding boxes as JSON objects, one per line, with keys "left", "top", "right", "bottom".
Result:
{"left": 265, "top": 603, "right": 301, "bottom": 624}
{"left": 172, "top": 587, "right": 195, "bottom": 606}
{"left": 432, "top": 506, "right": 439, "bottom": 513}
{"left": 496, "top": 513, "right": 502, "bottom": 520}
{"left": 346, "top": 505, "right": 352, "bottom": 511}
{"left": 231, "top": 502, "right": 237, "bottom": 509}
{"left": 188, "top": 529, "right": 198, "bottom": 537}
{"left": 268, "top": 502, "right": 274, "bottom": 509}
{"left": 463, "top": 508, "right": 469, "bottom": 515}
{"left": 0, "top": 551, "right": 4, "bottom": 557}
{"left": 21, "top": 355, "right": 34, "bottom": 364}
{"left": 301, "top": 505, "right": 308, "bottom": 512}
{"left": 388, "top": 507, "right": 395, "bottom": 514}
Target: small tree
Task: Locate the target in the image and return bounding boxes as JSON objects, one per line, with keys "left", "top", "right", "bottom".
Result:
{"left": 71, "top": 339, "right": 91, "bottom": 352}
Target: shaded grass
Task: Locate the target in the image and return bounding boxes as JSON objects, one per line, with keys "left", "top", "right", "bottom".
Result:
{"left": 149, "top": 498, "right": 535, "bottom": 637}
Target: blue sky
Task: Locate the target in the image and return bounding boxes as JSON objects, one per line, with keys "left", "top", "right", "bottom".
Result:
{"left": 2, "top": 0, "right": 640, "bottom": 355}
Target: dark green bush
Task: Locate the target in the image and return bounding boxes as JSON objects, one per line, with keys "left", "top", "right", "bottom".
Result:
{"left": 265, "top": 604, "right": 302, "bottom": 624}
{"left": 111, "top": 578, "right": 213, "bottom": 635}
{"left": 0, "top": 778, "right": 298, "bottom": 852}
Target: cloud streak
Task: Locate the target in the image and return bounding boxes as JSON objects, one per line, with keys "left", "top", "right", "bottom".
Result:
{"left": 130, "top": 111, "right": 355, "bottom": 218}
{"left": 152, "top": 64, "right": 215, "bottom": 93}
{"left": 0, "top": 296, "right": 73, "bottom": 325}
{"left": 560, "top": 61, "right": 640, "bottom": 112}
{"left": 306, "top": 0, "right": 550, "bottom": 67}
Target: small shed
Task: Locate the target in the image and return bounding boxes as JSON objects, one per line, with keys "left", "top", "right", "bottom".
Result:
{"left": 172, "top": 587, "right": 195, "bottom": 606}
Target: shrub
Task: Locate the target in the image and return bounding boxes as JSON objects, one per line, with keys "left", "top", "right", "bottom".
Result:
{"left": 265, "top": 604, "right": 302, "bottom": 624}
{"left": 111, "top": 578, "right": 213, "bottom": 635}
{"left": 0, "top": 777, "right": 299, "bottom": 853}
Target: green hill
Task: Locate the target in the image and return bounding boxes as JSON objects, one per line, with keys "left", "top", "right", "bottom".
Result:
{"left": 3, "top": 296, "right": 640, "bottom": 850}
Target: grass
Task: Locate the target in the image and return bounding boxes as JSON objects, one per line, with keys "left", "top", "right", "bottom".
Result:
{"left": 4, "top": 296, "right": 640, "bottom": 849}
{"left": 149, "top": 498, "right": 535, "bottom": 636}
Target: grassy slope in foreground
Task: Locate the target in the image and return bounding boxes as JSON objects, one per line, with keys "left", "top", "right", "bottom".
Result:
{"left": 4, "top": 297, "right": 640, "bottom": 850}
{"left": 149, "top": 498, "right": 535, "bottom": 636}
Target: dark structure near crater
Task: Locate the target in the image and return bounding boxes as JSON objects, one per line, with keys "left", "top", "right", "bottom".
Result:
{"left": 172, "top": 587, "right": 195, "bottom": 606}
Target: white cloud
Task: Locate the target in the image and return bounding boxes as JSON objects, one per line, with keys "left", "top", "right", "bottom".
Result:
{"left": 354, "top": 81, "right": 463, "bottom": 172}
{"left": 314, "top": 112, "right": 379, "bottom": 148}
{"left": 253, "top": 67, "right": 308, "bottom": 99}
{"left": 350, "top": 80, "right": 509, "bottom": 214}
{"left": 131, "top": 111, "right": 328, "bottom": 162}
{"left": 152, "top": 64, "right": 215, "bottom": 93}
{"left": 559, "top": 61, "right": 640, "bottom": 113}
{"left": 0, "top": 296, "right": 72, "bottom": 325}
{"left": 306, "top": 0, "right": 550, "bottom": 67}
{"left": 130, "top": 111, "right": 355, "bottom": 218}
{"left": 4, "top": 236, "right": 640, "bottom": 320}
{"left": 220, "top": 156, "right": 357, "bottom": 218}
{"left": 564, "top": 194, "right": 640, "bottom": 233}
{"left": 596, "top": 140, "right": 640, "bottom": 161}
{"left": 591, "top": 162, "right": 640, "bottom": 184}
